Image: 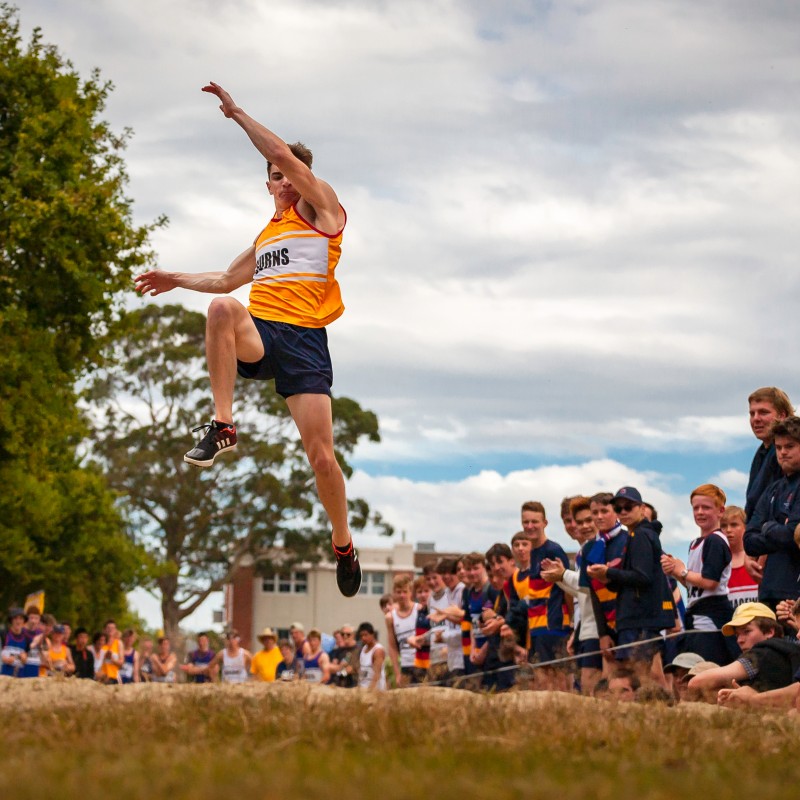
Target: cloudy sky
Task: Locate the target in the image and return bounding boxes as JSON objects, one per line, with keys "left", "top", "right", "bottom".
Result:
{"left": 19, "top": 1, "right": 800, "bottom": 627}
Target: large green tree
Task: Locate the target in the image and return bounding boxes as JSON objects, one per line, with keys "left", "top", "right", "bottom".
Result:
{"left": 0, "top": 5, "right": 157, "bottom": 624}
{"left": 88, "top": 304, "right": 392, "bottom": 640}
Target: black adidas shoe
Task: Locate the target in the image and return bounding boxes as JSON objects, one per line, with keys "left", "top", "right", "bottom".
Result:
{"left": 184, "top": 420, "right": 237, "bottom": 467}
{"left": 334, "top": 544, "right": 362, "bottom": 598}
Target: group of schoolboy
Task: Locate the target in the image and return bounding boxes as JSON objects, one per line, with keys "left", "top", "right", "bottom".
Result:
{"left": 381, "top": 387, "right": 800, "bottom": 708}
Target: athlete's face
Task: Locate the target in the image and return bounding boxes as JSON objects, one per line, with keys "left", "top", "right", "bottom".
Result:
{"left": 749, "top": 400, "right": 784, "bottom": 443}
{"left": 291, "top": 629, "right": 305, "bottom": 646}
{"left": 562, "top": 514, "right": 579, "bottom": 541}
{"left": 467, "top": 563, "right": 487, "bottom": 588}
{"left": 615, "top": 501, "right": 645, "bottom": 528}
{"left": 393, "top": 586, "right": 411, "bottom": 608}
{"left": 490, "top": 555, "right": 516, "bottom": 580}
{"left": 573, "top": 509, "right": 597, "bottom": 542}
{"left": 735, "top": 621, "right": 770, "bottom": 652}
{"left": 721, "top": 515, "right": 746, "bottom": 548}
{"left": 360, "top": 630, "right": 376, "bottom": 646}
{"left": 267, "top": 167, "right": 300, "bottom": 209}
{"left": 590, "top": 502, "right": 617, "bottom": 533}
{"left": 425, "top": 572, "right": 444, "bottom": 592}
{"left": 521, "top": 511, "right": 547, "bottom": 546}
{"left": 511, "top": 537, "right": 532, "bottom": 567}
{"left": 440, "top": 572, "right": 458, "bottom": 590}
{"left": 415, "top": 586, "right": 431, "bottom": 606}
{"left": 9, "top": 616, "right": 24, "bottom": 634}
{"left": 691, "top": 495, "right": 723, "bottom": 535}
{"left": 608, "top": 677, "right": 636, "bottom": 701}
{"left": 775, "top": 435, "right": 800, "bottom": 476}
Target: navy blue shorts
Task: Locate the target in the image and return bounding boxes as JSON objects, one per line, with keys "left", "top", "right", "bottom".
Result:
{"left": 237, "top": 316, "right": 333, "bottom": 399}
{"left": 576, "top": 637, "right": 603, "bottom": 670}
{"left": 615, "top": 628, "right": 663, "bottom": 662}
{"left": 529, "top": 633, "right": 569, "bottom": 665}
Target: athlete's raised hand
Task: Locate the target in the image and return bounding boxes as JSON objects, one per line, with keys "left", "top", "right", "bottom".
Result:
{"left": 134, "top": 269, "right": 179, "bottom": 297}
{"left": 202, "top": 81, "right": 240, "bottom": 118}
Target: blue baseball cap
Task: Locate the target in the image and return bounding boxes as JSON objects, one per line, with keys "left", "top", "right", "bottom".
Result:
{"left": 612, "top": 487, "right": 643, "bottom": 505}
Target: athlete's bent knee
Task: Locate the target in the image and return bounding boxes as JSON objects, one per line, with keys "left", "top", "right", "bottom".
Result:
{"left": 207, "top": 297, "right": 241, "bottom": 330}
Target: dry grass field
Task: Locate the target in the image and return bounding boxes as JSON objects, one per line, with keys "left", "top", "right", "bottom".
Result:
{"left": 1, "top": 678, "right": 797, "bottom": 800}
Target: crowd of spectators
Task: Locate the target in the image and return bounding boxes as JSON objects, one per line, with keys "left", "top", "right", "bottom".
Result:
{"left": 4, "top": 387, "right": 800, "bottom": 712}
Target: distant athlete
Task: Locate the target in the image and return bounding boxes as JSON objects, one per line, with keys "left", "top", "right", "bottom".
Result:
{"left": 135, "top": 82, "right": 360, "bottom": 597}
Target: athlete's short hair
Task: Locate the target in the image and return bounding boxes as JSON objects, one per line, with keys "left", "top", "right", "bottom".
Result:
{"left": 510, "top": 530, "right": 531, "bottom": 545}
{"left": 24, "top": 605, "right": 41, "bottom": 617}
{"left": 393, "top": 574, "right": 413, "bottom": 592}
{"left": 752, "top": 618, "right": 784, "bottom": 638}
{"left": 772, "top": 416, "right": 800, "bottom": 444}
{"left": 422, "top": 562, "right": 437, "bottom": 576}
{"left": 461, "top": 552, "right": 486, "bottom": 568}
{"left": 379, "top": 594, "right": 394, "bottom": 611}
{"left": 521, "top": 501, "right": 547, "bottom": 518}
{"left": 267, "top": 142, "right": 313, "bottom": 177}
{"left": 589, "top": 492, "right": 615, "bottom": 507}
{"left": 748, "top": 387, "right": 794, "bottom": 417}
{"left": 560, "top": 496, "right": 577, "bottom": 518}
{"left": 611, "top": 667, "right": 641, "bottom": 691}
{"left": 485, "top": 542, "right": 513, "bottom": 564}
{"left": 435, "top": 558, "right": 458, "bottom": 576}
{"left": 569, "top": 496, "right": 592, "bottom": 518}
{"left": 690, "top": 484, "right": 727, "bottom": 509}
{"left": 412, "top": 576, "right": 428, "bottom": 595}
{"left": 722, "top": 505, "right": 746, "bottom": 525}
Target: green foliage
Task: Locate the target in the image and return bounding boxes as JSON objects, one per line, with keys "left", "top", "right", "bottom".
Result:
{"left": 88, "top": 304, "right": 392, "bottom": 637}
{"left": 0, "top": 5, "right": 157, "bottom": 625}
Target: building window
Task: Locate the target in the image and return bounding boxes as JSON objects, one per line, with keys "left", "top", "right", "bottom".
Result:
{"left": 358, "top": 571, "right": 386, "bottom": 596}
{"left": 262, "top": 571, "right": 308, "bottom": 594}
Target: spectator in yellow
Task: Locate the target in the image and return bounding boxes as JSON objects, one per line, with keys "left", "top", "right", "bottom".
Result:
{"left": 101, "top": 619, "right": 125, "bottom": 684}
{"left": 250, "top": 628, "right": 284, "bottom": 682}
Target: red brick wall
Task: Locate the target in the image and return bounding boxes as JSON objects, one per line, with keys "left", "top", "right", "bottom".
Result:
{"left": 229, "top": 564, "right": 255, "bottom": 650}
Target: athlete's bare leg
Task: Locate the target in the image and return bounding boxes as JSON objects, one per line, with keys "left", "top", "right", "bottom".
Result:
{"left": 286, "top": 392, "right": 351, "bottom": 549}
{"left": 205, "top": 297, "right": 264, "bottom": 422}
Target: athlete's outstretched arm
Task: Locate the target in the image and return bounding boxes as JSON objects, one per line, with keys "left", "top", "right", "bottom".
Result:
{"left": 134, "top": 246, "right": 255, "bottom": 297}
{"left": 201, "top": 82, "right": 340, "bottom": 224}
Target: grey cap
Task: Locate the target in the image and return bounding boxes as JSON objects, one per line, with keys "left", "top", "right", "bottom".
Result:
{"left": 664, "top": 652, "right": 704, "bottom": 673}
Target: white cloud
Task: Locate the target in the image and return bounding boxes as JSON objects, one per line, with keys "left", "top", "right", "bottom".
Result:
{"left": 347, "top": 457, "right": 725, "bottom": 554}
{"left": 17, "top": 1, "right": 800, "bottom": 501}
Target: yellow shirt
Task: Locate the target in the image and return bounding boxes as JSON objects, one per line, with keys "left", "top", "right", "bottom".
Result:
{"left": 250, "top": 647, "right": 284, "bottom": 682}
{"left": 248, "top": 204, "right": 346, "bottom": 328}
{"left": 102, "top": 638, "right": 123, "bottom": 681}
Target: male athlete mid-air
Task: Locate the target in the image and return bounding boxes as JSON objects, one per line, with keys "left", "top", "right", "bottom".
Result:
{"left": 134, "top": 82, "right": 361, "bottom": 597}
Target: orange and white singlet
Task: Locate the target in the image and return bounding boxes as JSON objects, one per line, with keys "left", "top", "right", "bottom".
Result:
{"left": 249, "top": 203, "right": 346, "bottom": 328}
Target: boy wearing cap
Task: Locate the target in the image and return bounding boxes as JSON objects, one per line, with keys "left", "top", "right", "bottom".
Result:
{"left": 587, "top": 487, "right": 674, "bottom": 683}
{"left": 688, "top": 602, "right": 800, "bottom": 694}
{"left": 744, "top": 415, "right": 800, "bottom": 610}
{"left": 289, "top": 622, "right": 307, "bottom": 662}
{"left": 251, "top": 627, "right": 284, "bottom": 682}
